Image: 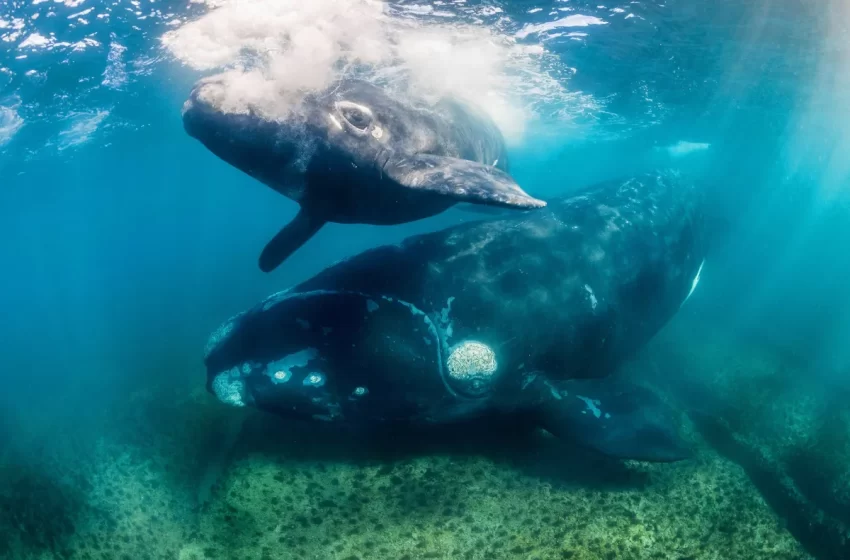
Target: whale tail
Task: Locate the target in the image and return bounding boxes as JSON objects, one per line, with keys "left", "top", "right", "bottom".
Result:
{"left": 531, "top": 377, "right": 691, "bottom": 463}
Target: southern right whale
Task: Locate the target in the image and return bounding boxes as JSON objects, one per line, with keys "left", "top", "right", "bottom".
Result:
{"left": 203, "top": 170, "right": 705, "bottom": 462}
{"left": 182, "top": 76, "right": 545, "bottom": 273}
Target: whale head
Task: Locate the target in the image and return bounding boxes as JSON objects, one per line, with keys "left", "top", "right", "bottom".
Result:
{"left": 181, "top": 77, "right": 428, "bottom": 205}
{"left": 203, "top": 289, "right": 453, "bottom": 424}
{"left": 181, "top": 75, "right": 321, "bottom": 202}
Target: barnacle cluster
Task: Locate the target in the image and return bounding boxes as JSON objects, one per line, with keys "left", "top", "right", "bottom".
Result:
{"left": 446, "top": 341, "right": 497, "bottom": 380}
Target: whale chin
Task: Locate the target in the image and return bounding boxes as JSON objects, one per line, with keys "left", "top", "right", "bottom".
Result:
{"left": 204, "top": 289, "right": 443, "bottom": 411}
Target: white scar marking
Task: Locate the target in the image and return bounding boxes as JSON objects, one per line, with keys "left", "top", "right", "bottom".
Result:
{"left": 544, "top": 380, "right": 562, "bottom": 400}
{"left": 440, "top": 297, "right": 455, "bottom": 339}
{"left": 577, "top": 396, "right": 602, "bottom": 418}
{"left": 328, "top": 113, "right": 343, "bottom": 130}
{"left": 683, "top": 259, "right": 705, "bottom": 304}
{"left": 583, "top": 284, "right": 598, "bottom": 310}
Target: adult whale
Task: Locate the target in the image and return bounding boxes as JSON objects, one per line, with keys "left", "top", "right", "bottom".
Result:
{"left": 182, "top": 76, "right": 545, "bottom": 272}
{"left": 203, "top": 170, "right": 706, "bottom": 462}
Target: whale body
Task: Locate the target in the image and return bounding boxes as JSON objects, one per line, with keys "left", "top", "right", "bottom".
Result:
{"left": 203, "top": 170, "right": 706, "bottom": 462}
{"left": 183, "top": 77, "right": 545, "bottom": 272}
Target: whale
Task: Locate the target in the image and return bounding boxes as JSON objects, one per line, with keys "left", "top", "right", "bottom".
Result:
{"left": 202, "top": 170, "right": 706, "bottom": 462}
{"left": 182, "top": 76, "right": 545, "bottom": 272}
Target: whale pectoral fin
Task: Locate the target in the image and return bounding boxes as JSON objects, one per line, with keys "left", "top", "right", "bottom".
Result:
{"left": 455, "top": 203, "right": 524, "bottom": 217}
{"left": 384, "top": 155, "right": 546, "bottom": 209}
{"left": 534, "top": 378, "right": 691, "bottom": 462}
{"left": 258, "top": 209, "right": 326, "bottom": 273}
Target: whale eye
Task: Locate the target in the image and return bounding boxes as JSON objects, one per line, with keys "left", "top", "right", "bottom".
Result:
{"left": 336, "top": 101, "right": 373, "bottom": 132}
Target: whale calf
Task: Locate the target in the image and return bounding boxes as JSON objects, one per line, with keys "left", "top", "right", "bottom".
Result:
{"left": 203, "top": 170, "right": 705, "bottom": 462}
{"left": 182, "top": 77, "right": 545, "bottom": 272}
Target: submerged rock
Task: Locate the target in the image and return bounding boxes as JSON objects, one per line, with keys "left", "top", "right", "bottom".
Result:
{"left": 637, "top": 316, "right": 850, "bottom": 560}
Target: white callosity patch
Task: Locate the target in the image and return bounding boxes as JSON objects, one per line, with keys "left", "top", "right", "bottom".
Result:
{"left": 352, "top": 386, "right": 368, "bottom": 397}
{"left": 266, "top": 348, "right": 319, "bottom": 385}
{"left": 204, "top": 316, "right": 239, "bottom": 359}
{"left": 577, "top": 395, "right": 602, "bottom": 419}
{"left": 160, "top": 0, "right": 578, "bottom": 142}
{"left": 447, "top": 341, "right": 497, "bottom": 382}
{"left": 303, "top": 372, "right": 326, "bottom": 388}
{"left": 212, "top": 369, "right": 247, "bottom": 407}
{"left": 272, "top": 370, "right": 291, "bottom": 383}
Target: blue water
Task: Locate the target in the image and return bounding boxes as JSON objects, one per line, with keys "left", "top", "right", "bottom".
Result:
{"left": 2, "top": 0, "right": 849, "bottom": 557}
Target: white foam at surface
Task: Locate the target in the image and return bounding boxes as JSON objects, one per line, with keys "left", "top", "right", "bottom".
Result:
{"left": 102, "top": 41, "right": 128, "bottom": 88}
{"left": 515, "top": 15, "right": 607, "bottom": 39}
{"left": 0, "top": 105, "right": 24, "bottom": 146}
{"left": 665, "top": 141, "right": 711, "bottom": 157}
{"left": 18, "top": 33, "right": 53, "bottom": 49}
{"left": 160, "top": 0, "right": 582, "bottom": 143}
{"left": 68, "top": 8, "right": 94, "bottom": 19}
{"left": 57, "top": 110, "right": 109, "bottom": 150}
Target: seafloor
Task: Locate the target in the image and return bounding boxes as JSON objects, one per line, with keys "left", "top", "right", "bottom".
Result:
{"left": 1, "top": 314, "right": 848, "bottom": 560}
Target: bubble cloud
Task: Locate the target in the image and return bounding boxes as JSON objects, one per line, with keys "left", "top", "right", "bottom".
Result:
{"left": 161, "top": 0, "right": 574, "bottom": 142}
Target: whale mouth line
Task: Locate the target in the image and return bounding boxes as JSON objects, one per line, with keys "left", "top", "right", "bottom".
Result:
{"left": 259, "top": 289, "right": 490, "bottom": 401}
{"left": 376, "top": 148, "right": 396, "bottom": 178}
{"left": 252, "top": 287, "right": 462, "bottom": 397}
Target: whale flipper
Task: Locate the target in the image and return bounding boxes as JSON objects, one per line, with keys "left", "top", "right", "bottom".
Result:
{"left": 455, "top": 203, "right": 532, "bottom": 217}
{"left": 259, "top": 209, "right": 326, "bottom": 273}
{"left": 534, "top": 378, "right": 690, "bottom": 462}
{"left": 385, "top": 155, "right": 547, "bottom": 209}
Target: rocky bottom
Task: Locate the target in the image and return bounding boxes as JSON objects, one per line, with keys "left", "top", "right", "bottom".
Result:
{"left": 3, "top": 316, "right": 845, "bottom": 559}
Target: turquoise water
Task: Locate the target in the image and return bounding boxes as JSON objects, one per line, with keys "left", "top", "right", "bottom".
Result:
{"left": 2, "top": 1, "right": 850, "bottom": 558}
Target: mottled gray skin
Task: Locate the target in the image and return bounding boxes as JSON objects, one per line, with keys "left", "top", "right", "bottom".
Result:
{"left": 182, "top": 78, "right": 544, "bottom": 271}
{"left": 204, "top": 170, "right": 706, "bottom": 462}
